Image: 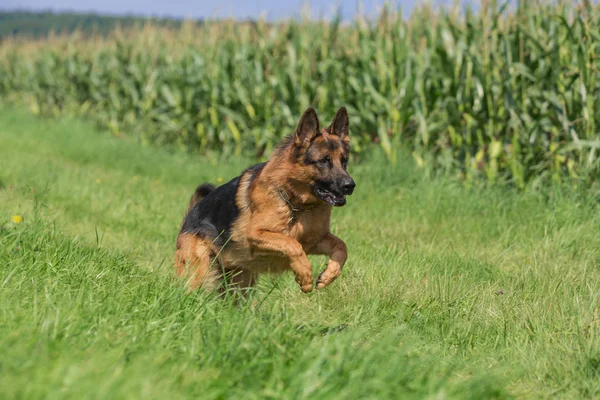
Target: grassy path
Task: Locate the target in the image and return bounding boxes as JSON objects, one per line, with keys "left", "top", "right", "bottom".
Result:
{"left": 1, "top": 109, "right": 599, "bottom": 398}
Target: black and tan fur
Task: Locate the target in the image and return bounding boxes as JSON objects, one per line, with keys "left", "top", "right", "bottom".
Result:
{"left": 175, "top": 107, "right": 355, "bottom": 293}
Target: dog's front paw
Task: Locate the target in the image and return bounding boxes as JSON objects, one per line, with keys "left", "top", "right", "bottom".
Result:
{"left": 315, "top": 267, "right": 341, "bottom": 290}
{"left": 299, "top": 282, "right": 313, "bottom": 293}
{"left": 315, "top": 272, "right": 325, "bottom": 290}
{"left": 295, "top": 275, "right": 313, "bottom": 293}
{"left": 315, "top": 274, "right": 332, "bottom": 290}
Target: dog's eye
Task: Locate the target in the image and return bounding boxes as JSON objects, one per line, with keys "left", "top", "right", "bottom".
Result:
{"left": 341, "top": 156, "right": 348, "bottom": 168}
{"left": 318, "top": 156, "right": 331, "bottom": 167}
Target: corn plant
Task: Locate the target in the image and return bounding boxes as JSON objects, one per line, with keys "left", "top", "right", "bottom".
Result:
{"left": 0, "top": 1, "right": 598, "bottom": 186}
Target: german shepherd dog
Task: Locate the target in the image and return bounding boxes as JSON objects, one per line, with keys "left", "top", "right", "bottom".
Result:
{"left": 175, "top": 106, "right": 355, "bottom": 293}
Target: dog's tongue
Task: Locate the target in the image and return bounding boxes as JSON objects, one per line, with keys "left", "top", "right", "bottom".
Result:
{"left": 330, "top": 195, "right": 346, "bottom": 206}
{"left": 316, "top": 187, "right": 346, "bottom": 206}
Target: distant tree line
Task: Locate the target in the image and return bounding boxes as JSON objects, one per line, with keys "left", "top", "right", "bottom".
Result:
{"left": 0, "top": 11, "right": 203, "bottom": 39}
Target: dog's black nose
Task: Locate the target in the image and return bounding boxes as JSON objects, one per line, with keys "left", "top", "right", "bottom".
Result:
{"left": 340, "top": 177, "right": 356, "bottom": 195}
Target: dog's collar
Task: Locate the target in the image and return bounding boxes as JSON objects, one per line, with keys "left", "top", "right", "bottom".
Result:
{"left": 277, "top": 188, "right": 317, "bottom": 219}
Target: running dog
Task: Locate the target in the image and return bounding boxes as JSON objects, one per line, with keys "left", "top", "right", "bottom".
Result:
{"left": 175, "top": 106, "right": 355, "bottom": 293}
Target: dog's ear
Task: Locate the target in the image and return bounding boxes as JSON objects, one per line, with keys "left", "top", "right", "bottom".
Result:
{"left": 295, "top": 107, "right": 320, "bottom": 147}
{"left": 329, "top": 106, "right": 349, "bottom": 140}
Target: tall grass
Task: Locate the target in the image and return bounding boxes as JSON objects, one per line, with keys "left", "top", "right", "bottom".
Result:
{"left": 1, "top": 1, "right": 599, "bottom": 186}
{"left": 2, "top": 107, "right": 600, "bottom": 398}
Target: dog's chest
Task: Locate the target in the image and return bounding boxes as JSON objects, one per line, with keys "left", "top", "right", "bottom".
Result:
{"left": 221, "top": 207, "right": 330, "bottom": 271}
{"left": 287, "top": 213, "right": 326, "bottom": 248}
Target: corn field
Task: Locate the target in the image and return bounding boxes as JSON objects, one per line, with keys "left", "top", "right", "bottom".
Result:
{"left": 1, "top": 1, "right": 599, "bottom": 186}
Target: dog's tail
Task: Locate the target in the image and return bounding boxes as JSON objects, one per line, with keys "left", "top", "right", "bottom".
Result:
{"left": 186, "top": 183, "right": 216, "bottom": 214}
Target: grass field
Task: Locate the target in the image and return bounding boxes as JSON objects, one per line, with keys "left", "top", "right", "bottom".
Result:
{"left": 1, "top": 107, "right": 600, "bottom": 399}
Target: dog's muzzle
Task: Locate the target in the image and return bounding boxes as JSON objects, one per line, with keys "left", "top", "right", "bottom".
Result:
{"left": 314, "top": 177, "right": 356, "bottom": 207}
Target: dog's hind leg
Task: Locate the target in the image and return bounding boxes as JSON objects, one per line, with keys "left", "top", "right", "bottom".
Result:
{"left": 175, "top": 233, "right": 220, "bottom": 292}
{"left": 308, "top": 233, "right": 348, "bottom": 290}
{"left": 226, "top": 268, "right": 257, "bottom": 290}
{"left": 220, "top": 268, "right": 258, "bottom": 300}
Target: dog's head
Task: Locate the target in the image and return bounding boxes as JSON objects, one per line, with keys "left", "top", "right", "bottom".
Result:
{"left": 291, "top": 106, "right": 355, "bottom": 207}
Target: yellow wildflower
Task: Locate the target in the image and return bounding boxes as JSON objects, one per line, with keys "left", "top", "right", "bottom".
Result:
{"left": 217, "top": 177, "right": 223, "bottom": 183}
{"left": 96, "top": 178, "right": 102, "bottom": 184}
{"left": 11, "top": 215, "right": 22, "bottom": 224}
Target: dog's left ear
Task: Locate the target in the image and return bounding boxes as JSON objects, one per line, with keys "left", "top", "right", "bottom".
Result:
{"left": 328, "top": 106, "right": 349, "bottom": 140}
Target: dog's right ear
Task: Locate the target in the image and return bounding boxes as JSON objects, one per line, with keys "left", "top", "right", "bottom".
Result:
{"left": 294, "top": 108, "right": 320, "bottom": 148}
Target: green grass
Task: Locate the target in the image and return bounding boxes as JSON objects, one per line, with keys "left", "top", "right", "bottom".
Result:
{"left": 1, "top": 108, "right": 599, "bottom": 399}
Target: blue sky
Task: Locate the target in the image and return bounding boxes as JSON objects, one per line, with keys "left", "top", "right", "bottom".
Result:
{"left": 1, "top": 0, "right": 463, "bottom": 21}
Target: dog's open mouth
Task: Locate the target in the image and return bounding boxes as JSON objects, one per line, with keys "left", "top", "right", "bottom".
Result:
{"left": 314, "top": 186, "right": 346, "bottom": 207}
